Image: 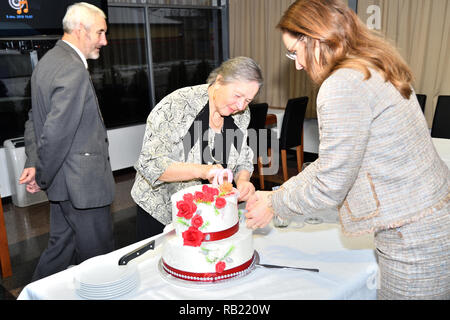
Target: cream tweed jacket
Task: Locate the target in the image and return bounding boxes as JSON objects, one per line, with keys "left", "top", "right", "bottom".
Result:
{"left": 272, "top": 68, "right": 450, "bottom": 235}
{"left": 131, "top": 84, "right": 254, "bottom": 225}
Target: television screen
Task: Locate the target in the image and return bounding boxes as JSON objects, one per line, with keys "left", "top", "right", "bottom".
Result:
{"left": 0, "top": 0, "right": 108, "bottom": 37}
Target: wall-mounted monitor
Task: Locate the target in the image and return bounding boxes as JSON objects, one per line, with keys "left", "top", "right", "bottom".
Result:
{"left": 0, "top": 0, "right": 108, "bottom": 37}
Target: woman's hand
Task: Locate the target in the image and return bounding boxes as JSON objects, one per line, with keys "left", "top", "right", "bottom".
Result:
{"left": 159, "top": 163, "right": 223, "bottom": 183}
{"left": 245, "top": 191, "right": 274, "bottom": 229}
{"left": 202, "top": 164, "right": 224, "bottom": 183}
{"left": 236, "top": 180, "right": 255, "bottom": 202}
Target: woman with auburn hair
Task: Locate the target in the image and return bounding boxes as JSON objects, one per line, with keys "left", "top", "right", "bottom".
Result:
{"left": 245, "top": 0, "right": 449, "bottom": 300}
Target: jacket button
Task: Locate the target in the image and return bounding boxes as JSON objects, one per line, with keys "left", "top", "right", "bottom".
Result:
{"left": 105, "top": 138, "right": 108, "bottom": 143}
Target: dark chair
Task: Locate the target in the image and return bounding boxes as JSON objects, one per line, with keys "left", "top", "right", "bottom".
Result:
{"left": 431, "top": 95, "right": 450, "bottom": 139}
{"left": 248, "top": 103, "right": 269, "bottom": 133}
{"left": 278, "top": 97, "right": 308, "bottom": 181}
{"left": 416, "top": 94, "right": 427, "bottom": 113}
{"left": 259, "top": 97, "right": 309, "bottom": 185}
{"left": 248, "top": 103, "right": 269, "bottom": 189}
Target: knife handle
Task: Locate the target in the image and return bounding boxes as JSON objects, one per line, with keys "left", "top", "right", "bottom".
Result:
{"left": 118, "top": 240, "right": 155, "bottom": 265}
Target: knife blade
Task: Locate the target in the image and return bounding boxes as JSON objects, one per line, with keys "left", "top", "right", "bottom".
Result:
{"left": 257, "top": 263, "right": 319, "bottom": 273}
{"left": 118, "top": 225, "right": 175, "bottom": 265}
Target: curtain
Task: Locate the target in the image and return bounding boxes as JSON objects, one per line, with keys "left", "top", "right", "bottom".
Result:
{"left": 357, "top": 0, "right": 450, "bottom": 127}
{"left": 229, "top": 0, "right": 320, "bottom": 118}
{"left": 229, "top": 0, "right": 449, "bottom": 126}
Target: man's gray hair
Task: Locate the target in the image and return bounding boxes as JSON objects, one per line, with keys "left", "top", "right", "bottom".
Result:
{"left": 207, "top": 56, "right": 264, "bottom": 88}
{"left": 62, "top": 2, "right": 106, "bottom": 33}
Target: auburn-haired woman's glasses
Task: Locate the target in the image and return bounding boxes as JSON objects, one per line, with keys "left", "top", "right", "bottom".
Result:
{"left": 285, "top": 35, "right": 304, "bottom": 60}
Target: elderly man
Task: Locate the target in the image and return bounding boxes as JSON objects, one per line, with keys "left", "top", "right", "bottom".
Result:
{"left": 20, "top": 2, "right": 115, "bottom": 281}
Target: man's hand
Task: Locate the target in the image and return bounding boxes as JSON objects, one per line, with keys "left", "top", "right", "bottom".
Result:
{"left": 19, "top": 167, "right": 41, "bottom": 193}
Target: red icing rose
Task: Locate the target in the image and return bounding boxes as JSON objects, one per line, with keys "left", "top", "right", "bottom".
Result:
{"left": 183, "top": 193, "right": 194, "bottom": 202}
{"left": 176, "top": 199, "right": 197, "bottom": 219}
{"left": 182, "top": 226, "right": 204, "bottom": 247}
{"left": 191, "top": 214, "right": 204, "bottom": 229}
{"left": 194, "top": 191, "right": 204, "bottom": 202}
{"left": 215, "top": 261, "right": 226, "bottom": 273}
{"left": 202, "top": 192, "right": 214, "bottom": 203}
{"left": 202, "top": 185, "right": 219, "bottom": 196}
{"left": 215, "top": 197, "right": 226, "bottom": 209}
{"left": 194, "top": 190, "right": 215, "bottom": 203}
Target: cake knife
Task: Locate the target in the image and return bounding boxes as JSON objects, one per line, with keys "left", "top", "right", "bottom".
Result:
{"left": 118, "top": 225, "right": 175, "bottom": 265}
{"left": 256, "top": 263, "right": 319, "bottom": 273}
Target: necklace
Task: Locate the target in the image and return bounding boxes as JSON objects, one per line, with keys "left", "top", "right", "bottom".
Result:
{"left": 207, "top": 129, "right": 222, "bottom": 164}
{"left": 209, "top": 85, "right": 224, "bottom": 131}
{"left": 210, "top": 111, "right": 224, "bottom": 132}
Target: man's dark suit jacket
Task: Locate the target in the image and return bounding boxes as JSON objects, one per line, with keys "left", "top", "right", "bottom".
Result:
{"left": 24, "top": 40, "right": 114, "bottom": 209}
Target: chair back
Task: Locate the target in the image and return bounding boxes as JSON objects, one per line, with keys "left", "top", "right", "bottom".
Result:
{"left": 416, "top": 94, "right": 427, "bottom": 113}
{"left": 248, "top": 103, "right": 269, "bottom": 157}
{"left": 279, "top": 97, "right": 308, "bottom": 149}
{"left": 248, "top": 103, "right": 268, "bottom": 131}
{"left": 431, "top": 95, "right": 450, "bottom": 139}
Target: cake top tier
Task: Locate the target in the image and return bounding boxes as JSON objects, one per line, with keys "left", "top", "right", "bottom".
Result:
{"left": 171, "top": 182, "right": 240, "bottom": 247}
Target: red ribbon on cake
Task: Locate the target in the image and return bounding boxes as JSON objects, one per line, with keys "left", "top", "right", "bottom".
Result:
{"left": 162, "top": 254, "right": 255, "bottom": 282}
{"left": 202, "top": 222, "right": 239, "bottom": 242}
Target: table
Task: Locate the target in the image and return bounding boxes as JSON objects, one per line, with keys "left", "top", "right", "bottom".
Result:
{"left": 432, "top": 138, "right": 450, "bottom": 168}
{"left": 18, "top": 212, "right": 378, "bottom": 300}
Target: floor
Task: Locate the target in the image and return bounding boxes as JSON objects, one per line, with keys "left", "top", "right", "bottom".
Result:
{"left": 0, "top": 151, "right": 317, "bottom": 300}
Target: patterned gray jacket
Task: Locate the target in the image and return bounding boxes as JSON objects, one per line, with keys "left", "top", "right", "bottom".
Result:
{"left": 131, "top": 84, "right": 254, "bottom": 224}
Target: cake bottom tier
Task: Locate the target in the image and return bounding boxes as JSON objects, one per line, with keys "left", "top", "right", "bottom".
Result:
{"left": 161, "top": 224, "right": 254, "bottom": 282}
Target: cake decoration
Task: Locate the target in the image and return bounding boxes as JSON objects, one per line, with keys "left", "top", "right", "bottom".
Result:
{"left": 161, "top": 171, "right": 255, "bottom": 283}
{"left": 175, "top": 169, "right": 238, "bottom": 247}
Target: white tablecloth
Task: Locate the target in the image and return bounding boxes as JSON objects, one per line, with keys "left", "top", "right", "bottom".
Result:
{"left": 432, "top": 138, "right": 450, "bottom": 168}
{"left": 18, "top": 214, "right": 378, "bottom": 300}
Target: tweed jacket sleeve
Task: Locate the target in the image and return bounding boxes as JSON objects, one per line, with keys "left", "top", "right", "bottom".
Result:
{"left": 271, "top": 69, "right": 372, "bottom": 218}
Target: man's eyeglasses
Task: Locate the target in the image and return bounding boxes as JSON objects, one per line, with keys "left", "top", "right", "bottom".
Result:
{"left": 285, "top": 35, "right": 304, "bottom": 60}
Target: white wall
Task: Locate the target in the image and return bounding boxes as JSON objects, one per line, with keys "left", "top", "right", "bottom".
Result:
{"left": 0, "top": 148, "right": 11, "bottom": 197}
{"left": 107, "top": 124, "right": 146, "bottom": 172}
{"left": 0, "top": 124, "right": 146, "bottom": 198}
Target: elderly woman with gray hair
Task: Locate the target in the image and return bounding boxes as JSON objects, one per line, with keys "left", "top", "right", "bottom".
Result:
{"left": 131, "top": 56, "right": 263, "bottom": 240}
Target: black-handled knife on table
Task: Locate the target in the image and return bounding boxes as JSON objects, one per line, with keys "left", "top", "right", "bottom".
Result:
{"left": 118, "top": 225, "right": 175, "bottom": 265}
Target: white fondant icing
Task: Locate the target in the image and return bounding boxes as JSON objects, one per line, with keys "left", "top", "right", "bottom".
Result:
{"left": 171, "top": 184, "right": 240, "bottom": 236}
{"left": 164, "top": 183, "right": 254, "bottom": 279}
{"left": 162, "top": 224, "right": 254, "bottom": 273}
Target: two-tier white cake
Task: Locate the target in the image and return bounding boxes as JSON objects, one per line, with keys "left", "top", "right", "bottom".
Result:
{"left": 161, "top": 176, "right": 255, "bottom": 282}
